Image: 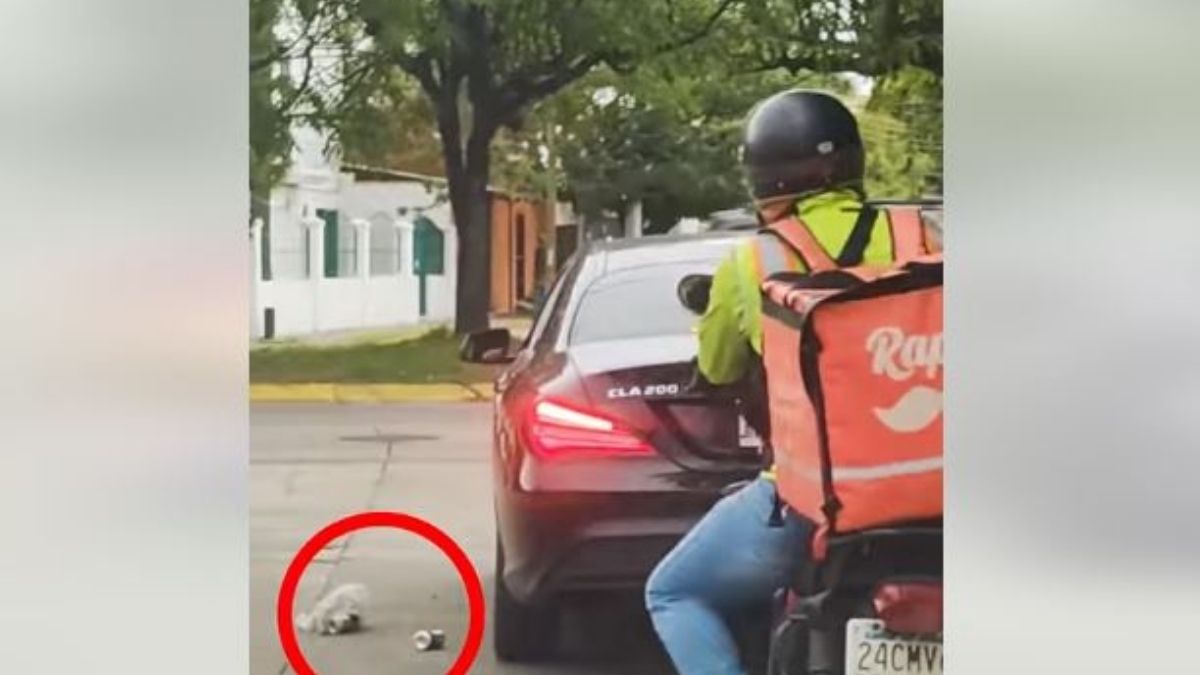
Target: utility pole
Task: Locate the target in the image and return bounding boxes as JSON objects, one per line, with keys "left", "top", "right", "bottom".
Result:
{"left": 624, "top": 198, "right": 643, "bottom": 239}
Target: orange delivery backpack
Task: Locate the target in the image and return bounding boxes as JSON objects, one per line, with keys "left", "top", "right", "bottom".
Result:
{"left": 758, "top": 206, "right": 942, "bottom": 559}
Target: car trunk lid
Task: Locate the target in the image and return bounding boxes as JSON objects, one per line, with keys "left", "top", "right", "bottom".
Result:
{"left": 570, "top": 335, "right": 764, "bottom": 474}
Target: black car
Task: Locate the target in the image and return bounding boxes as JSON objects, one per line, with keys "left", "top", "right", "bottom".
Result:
{"left": 463, "top": 231, "right": 765, "bottom": 662}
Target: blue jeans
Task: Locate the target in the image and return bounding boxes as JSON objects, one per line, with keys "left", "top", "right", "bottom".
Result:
{"left": 645, "top": 477, "right": 811, "bottom": 675}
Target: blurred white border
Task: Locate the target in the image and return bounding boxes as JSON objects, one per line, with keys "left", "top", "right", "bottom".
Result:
{"left": 948, "top": 1, "right": 1200, "bottom": 672}
{"left": 0, "top": 0, "right": 248, "bottom": 672}
{"left": 2, "top": 0, "right": 1199, "bottom": 672}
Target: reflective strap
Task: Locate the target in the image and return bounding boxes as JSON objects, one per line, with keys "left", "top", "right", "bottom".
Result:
{"left": 887, "top": 207, "right": 926, "bottom": 261}
{"left": 748, "top": 237, "right": 765, "bottom": 281}
{"left": 921, "top": 211, "right": 944, "bottom": 253}
{"left": 749, "top": 234, "right": 802, "bottom": 321}
{"left": 753, "top": 233, "right": 798, "bottom": 278}
{"left": 767, "top": 218, "right": 836, "bottom": 271}
{"left": 798, "top": 456, "right": 942, "bottom": 482}
{"left": 833, "top": 456, "right": 942, "bottom": 481}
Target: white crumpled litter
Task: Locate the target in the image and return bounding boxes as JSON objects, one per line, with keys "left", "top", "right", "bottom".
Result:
{"left": 296, "top": 583, "right": 369, "bottom": 635}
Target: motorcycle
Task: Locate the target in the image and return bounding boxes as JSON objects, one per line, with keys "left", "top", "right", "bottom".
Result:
{"left": 767, "top": 521, "right": 942, "bottom": 674}
{"left": 676, "top": 274, "right": 944, "bottom": 675}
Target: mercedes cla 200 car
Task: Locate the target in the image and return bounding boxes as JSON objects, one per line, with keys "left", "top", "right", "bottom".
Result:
{"left": 462, "top": 231, "right": 766, "bottom": 662}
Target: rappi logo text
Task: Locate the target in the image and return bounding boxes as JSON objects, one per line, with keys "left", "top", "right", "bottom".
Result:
{"left": 866, "top": 327, "right": 943, "bottom": 433}
{"left": 866, "top": 327, "right": 943, "bottom": 382}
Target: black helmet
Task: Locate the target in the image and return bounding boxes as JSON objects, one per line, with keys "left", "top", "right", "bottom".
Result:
{"left": 741, "top": 90, "right": 865, "bottom": 201}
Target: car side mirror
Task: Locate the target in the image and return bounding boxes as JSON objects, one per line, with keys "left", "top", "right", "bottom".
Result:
{"left": 677, "top": 274, "right": 713, "bottom": 315}
{"left": 460, "top": 328, "right": 516, "bottom": 364}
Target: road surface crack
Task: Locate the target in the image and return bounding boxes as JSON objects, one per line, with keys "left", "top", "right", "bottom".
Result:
{"left": 275, "top": 427, "right": 396, "bottom": 675}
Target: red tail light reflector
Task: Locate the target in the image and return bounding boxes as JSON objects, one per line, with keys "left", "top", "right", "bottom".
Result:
{"left": 873, "top": 580, "right": 943, "bottom": 635}
{"left": 524, "top": 399, "right": 654, "bottom": 457}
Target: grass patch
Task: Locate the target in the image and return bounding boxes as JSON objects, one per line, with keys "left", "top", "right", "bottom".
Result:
{"left": 250, "top": 326, "right": 498, "bottom": 384}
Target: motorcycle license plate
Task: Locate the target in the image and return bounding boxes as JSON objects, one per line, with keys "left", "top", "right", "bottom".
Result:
{"left": 845, "top": 619, "right": 942, "bottom": 674}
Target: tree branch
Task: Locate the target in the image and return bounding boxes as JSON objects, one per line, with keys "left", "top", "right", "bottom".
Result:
{"left": 396, "top": 51, "right": 440, "bottom": 95}
{"left": 328, "top": 55, "right": 386, "bottom": 114}
{"left": 428, "top": 53, "right": 468, "bottom": 182}
{"left": 496, "top": 53, "right": 601, "bottom": 122}
{"left": 250, "top": 0, "right": 340, "bottom": 72}
{"left": 656, "top": 0, "right": 739, "bottom": 56}
{"left": 492, "top": 0, "right": 739, "bottom": 120}
{"left": 277, "top": 41, "right": 317, "bottom": 114}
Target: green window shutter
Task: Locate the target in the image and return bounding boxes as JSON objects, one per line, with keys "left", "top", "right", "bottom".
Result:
{"left": 412, "top": 216, "right": 445, "bottom": 276}
{"left": 317, "top": 208, "right": 339, "bottom": 278}
{"left": 259, "top": 218, "right": 272, "bottom": 281}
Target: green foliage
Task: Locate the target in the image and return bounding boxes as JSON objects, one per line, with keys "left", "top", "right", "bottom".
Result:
{"left": 343, "top": 0, "right": 747, "bottom": 144}
{"left": 249, "top": 0, "right": 294, "bottom": 201}
{"left": 866, "top": 66, "right": 943, "bottom": 194}
{"left": 337, "top": 69, "right": 444, "bottom": 175}
{"left": 259, "top": 0, "right": 942, "bottom": 198}
{"left": 724, "top": 0, "right": 942, "bottom": 76}
{"left": 326, "top": 0, "right": 753, "bottom": 331}
{"left": 859, "top": 106, "right": 937, "bottom": 199}
{"left": 255, "top": 0, "right": 943, "bottom": 305}
{"left": 336, "top": 65, "right": 942, "bottom": 228}
{"left": 551, "top": 67, "right": 849, "bottom": 232}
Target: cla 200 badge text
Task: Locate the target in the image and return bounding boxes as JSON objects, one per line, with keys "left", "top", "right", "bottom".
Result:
{"left": 607, "top": 383, "right": 681, "bottom": 399}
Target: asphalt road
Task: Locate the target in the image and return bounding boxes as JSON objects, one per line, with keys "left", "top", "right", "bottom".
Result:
{"left": 250, "top": 402, "right": 674, "bottom": 674}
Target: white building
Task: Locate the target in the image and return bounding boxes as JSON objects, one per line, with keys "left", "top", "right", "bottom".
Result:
{"left": 250, "top": 9, "right": 458, "bottom": 339}
{"left": 251, "top": 163, "right": 458, "bottom": 338}
{"left": 251, "top": 7, "right": 577, "bottom": 337}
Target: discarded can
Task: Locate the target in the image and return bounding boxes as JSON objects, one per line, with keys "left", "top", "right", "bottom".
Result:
{"left": 412, "top": 629, "right": 446, "bottom": 652}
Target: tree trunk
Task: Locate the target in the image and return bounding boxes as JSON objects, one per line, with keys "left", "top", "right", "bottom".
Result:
{"left": 448, "top": 160, "right": 492, "bottom": 335}
{"left": 442, "top": 113, "right": 495, "bottom": 335}
{"left": 433, "top": 74, "right": 496, "bottom": 335}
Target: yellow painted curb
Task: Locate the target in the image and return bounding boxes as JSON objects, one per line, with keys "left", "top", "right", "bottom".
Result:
{"left": 250, "top": 383, "right": 494, "bottom": 403}
{"left": 462, "top": 382, "right": 495, "bottom": 399}
{"left": 250, "top": 383, "right": 337, "bottom": 402}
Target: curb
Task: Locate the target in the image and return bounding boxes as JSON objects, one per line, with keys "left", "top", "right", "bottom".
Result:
{"left": 250, "top": 382, "right": 495, "bottom": 403}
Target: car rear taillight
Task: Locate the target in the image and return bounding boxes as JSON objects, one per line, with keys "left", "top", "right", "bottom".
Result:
{"left": 873, "top": 580, "right": 943, "bottom": 634}
{"left": 523, "top": 399, "right": 654, "bottom": 458}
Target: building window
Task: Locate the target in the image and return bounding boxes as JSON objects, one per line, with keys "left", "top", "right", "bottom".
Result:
{"left": 369, "top": 213, "right": 397, "bottom": 276}
{"left": 338, "top": 215, "right": 358, "bottom": 276}
{"left": 396, "top": 228, "right": 405, "bottom": 274}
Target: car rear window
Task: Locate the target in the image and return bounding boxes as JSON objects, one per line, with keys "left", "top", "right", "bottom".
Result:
{"left": 569, "top": 261, "right": 720, "bottom": 345}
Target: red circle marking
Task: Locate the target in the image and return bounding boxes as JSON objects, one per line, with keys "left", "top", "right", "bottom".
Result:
{"left": 276, "top": 512, "right": 486, "bottom": 675}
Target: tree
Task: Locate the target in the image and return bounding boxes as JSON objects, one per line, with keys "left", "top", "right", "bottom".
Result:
{"left": 284, "top": 0, "right": 941, "bottom": 328}
{"left": 858, "top": 104, "right": 938, "bottom": 198}
{"left": 250, "top": 0, "right": 294, "bottom": 208}
{"left": 506, "top": 0, "right": 942, "bottom": 230}
{"left": 250, "top": 0, "right": 356, "bottom": 208}
{"left": 550, "top": 66, "right": 847, "bottom": 233}
{"left": 522, "top": 66, "right": 940, "bottom": 233}
{"left": 336, "top": 68, "right": 446, "bottom": 175}
{"left": 865, "top": 66, "right": 942, "bottom": 194}
{"left": 320, "top": 0, "right": 742, "bottom": 334}
{"left": 710, "top": 0, "right": 942, "bottom": 199}
{"left": 727, "top": 0, "right": 941, "bottom": 77}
